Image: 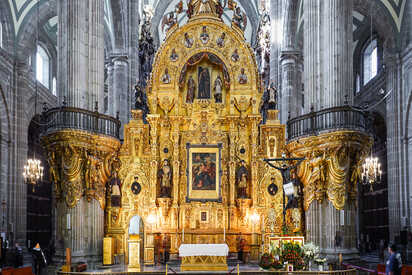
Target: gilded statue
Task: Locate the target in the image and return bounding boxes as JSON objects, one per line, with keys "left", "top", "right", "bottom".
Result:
{"left": 231, "top": 49, "right": 239, "bottom": 62}
{"left": 170, "top": 49, "right": 179, "bottom": 62}
{"left": 238, "top": 68, "right": 247, "bottom": 84}
{"left": 236, "top": 160, "right": 249, "bottom": 198}
{"left": 200, "top": 26, "right": 209, "bottom": 44}
{"left": 213, "top": 75, "right": 223, "bottom": 103}
{"left": 109, "top": 170, "right": 122, "bottom": 207}
{"left": 161, "top": 69, "right": 171, "bottom": 84}
{"left": 232, "top": 7, "right": 247, "bottom": 31}
{"left": 184, "top": 33, "right": 194, "bottom": 48}
{"left": 186, "top": 75, "right": 196, "bottom": 103}
{"left": 158, "top": 159, "right": 172, "bottom": 198}
{"left": 198, "top": 67, "right": 211, "bottom": 99}
{"left": 216, "top": 32, "right": 226, "bottom": 48}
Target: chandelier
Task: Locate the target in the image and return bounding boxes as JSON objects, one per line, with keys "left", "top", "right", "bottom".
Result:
{"left": 23, "top": 158, "right": 44, "bottom": 191}
{"left": 361, "top": 154, "right": 382, "bottom": 191}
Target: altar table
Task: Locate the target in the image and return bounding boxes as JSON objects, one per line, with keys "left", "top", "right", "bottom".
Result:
{"left": 179, "top": 244, "right": 229, "bottom": 271}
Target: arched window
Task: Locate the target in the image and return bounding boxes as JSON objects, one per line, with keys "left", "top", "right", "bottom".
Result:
{"left": 36, "top": 45, "right": 50, "bottom": 89}
{"left": 0, "top": 22, "right": 3, "bottom": 48}
{"left": 362, "top": 39, "right": 378, "bottom": 85}
{"left": 52, "top": 77, "right": 57, "bottom": 96}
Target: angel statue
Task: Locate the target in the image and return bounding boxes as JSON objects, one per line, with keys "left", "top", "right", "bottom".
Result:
{"left": 232, "top": 7, "right": 247, "bottom": 31}
{"left": 161, "top": 1, "right": 184, "bottom": 34}
{"left": 162, "top": 12, "right": 177, "bottom": 34}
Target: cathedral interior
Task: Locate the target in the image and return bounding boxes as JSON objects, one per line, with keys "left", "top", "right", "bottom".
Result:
{"left": 0, "top": 0, "right": 411, "bottom": 274}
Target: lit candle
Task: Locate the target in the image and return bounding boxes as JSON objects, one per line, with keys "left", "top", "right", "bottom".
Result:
{"left": 223, "top": 213, "right": 226, "bottom": 242}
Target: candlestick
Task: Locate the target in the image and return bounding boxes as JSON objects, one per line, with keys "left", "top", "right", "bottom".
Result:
{"left": 182, "top": 228, "right": 184, "bottom": 243}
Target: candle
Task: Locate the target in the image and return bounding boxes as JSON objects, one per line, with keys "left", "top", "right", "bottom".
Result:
{"left": 223, "top": 213, "right": 226, "bottom": 242}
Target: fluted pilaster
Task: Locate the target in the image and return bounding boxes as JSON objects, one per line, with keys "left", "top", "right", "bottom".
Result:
{"left": 58, "top": 0, "right": 104, "bottom": 111}
{"left": 321, "top": 0, "right": 353, "bottom": 108}
{"left": 106, "top": 61, "right": 115, "bottom": 116}
{"left": 112, "top": 56, "right": 129, "bottom": 137}
{"left": 385, "top": 53, "right": 402, "bottom": 240}
{"left": 303, "top": 0, "right": 321, "bottom": 113}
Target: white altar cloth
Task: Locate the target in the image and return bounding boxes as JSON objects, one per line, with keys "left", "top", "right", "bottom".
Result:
{"left": 178, "top": 244, "right": 229, "bottom": 257}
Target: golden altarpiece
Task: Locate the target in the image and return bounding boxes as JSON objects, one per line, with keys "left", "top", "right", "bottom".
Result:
{"left": 42, "top": 0, "right": 372, "bottom": 267}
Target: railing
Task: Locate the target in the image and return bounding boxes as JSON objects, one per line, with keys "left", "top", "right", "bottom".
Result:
{"left": 43, "top": 107, "right": 121, "bottom": 139}
{"left": 287, "top": 106, "right": 368, "bottom": 140}
{"left": 57, "top": 269, "right": 357, "bottom": 275}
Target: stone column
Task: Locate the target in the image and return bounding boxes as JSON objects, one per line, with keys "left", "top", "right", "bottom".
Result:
{"left": 56, "top": 199, "right": 104, "bottom": 263}
{"left": 385, "top": 53, "right": 402, "bottom": 240}
{"left": 112, "top": 56, "right": 129, "bottom": 138}
{"left": 302, "top": 0, "right": 356, "bottom": 258}
{"left": 58, "top": 0, "right": 104, "bottom": 111}
{"left": 303, "top": 0, "right": 353, "bottom": 112}
{"left": 303, "top": 0, "right": 321, "bottom": 113}
{"left": 10, "top": 62, "right": 34, "bottom": 245}
{"left": 105, "top": 61, "right": 115, "bottom": 117}
{"left": 280, "top": 0, "right": 302, "bottom": 124}
{"left": 270, "top": 0, "right": 282, "bottom": 86}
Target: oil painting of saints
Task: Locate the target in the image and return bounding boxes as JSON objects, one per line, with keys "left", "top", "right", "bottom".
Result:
{"left": 192, "top": 153, "right": 216, "bottom": 190}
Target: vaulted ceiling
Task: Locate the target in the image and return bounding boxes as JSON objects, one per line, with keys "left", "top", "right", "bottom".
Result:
{"left": 3, "top": 0, "right": 410, "bottom": 49}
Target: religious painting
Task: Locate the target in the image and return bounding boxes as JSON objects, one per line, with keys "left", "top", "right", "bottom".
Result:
{"left": 186, "top": 144, "right": 222, "bottom": 202}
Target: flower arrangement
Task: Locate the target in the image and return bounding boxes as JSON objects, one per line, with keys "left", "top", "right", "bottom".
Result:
{"left": 259, "top": 253, "right": 274, "bottom": 269}
{"left": 280, "top": 241, "right": 304, "bottom": 270}
{"left": 302, "top": 242, "right": 320, "bottom": 261}
{"left": 302, "top": 242, "right": 327, "bottom": 269}
{"left": 272, "top": 258, "right": 283, "bottom": 269}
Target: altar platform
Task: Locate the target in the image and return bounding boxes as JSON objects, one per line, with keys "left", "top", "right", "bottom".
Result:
{"left": 56, "top": 264, "right": 356, "bottom": 275}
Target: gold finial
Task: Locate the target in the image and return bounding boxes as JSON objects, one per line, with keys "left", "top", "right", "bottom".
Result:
{"left": 187, "top": 0, "right": 224, "bottom": 19}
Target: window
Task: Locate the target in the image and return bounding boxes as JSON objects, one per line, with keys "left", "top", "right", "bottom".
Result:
{"left": 52, "top": 77, "right": 56, "bottom": 96}
{"left": 36, "top": 45, "right": 50, "bottom": 89}
{"left": 363, "top": 39, "right": 378, "bottom": 85}
{"left": 0, "top": 22, "right": 3, "bottom": 48}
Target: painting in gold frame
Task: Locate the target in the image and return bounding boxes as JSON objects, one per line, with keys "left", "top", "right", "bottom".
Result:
{"left": 186, "top": 143, "right": 222, "bottom": 202}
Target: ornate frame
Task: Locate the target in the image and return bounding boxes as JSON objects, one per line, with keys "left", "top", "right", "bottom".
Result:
{"left": 186, "top": 143, "right": 222, "bottom": 202}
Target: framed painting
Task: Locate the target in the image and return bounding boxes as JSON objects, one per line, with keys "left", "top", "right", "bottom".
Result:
{"left": 186, "top": 143, "right": 222, "bottom": 202}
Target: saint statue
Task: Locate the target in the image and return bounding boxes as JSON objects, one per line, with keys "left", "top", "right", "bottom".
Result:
{"left": 134, "top": 84, "right": 149, "bottom": 118}
{"left": 184, "top": 33, "right": 194, "bottom": 48}
{"left": 170, "top": 49, "right": 179, "bottom": 62}
{"left": 200, "top": 26, "right": 209, "bottom": 44}
{"left": 232, "top": 7, "right": 247, "bottom": 31}
{"left": 267, "top": 82, "right": 278, "bottom": 109}
{"left": 213, "top": 75, "right": 223, "bottom": 103}
{"left": 236, "top": 160, "right": 249, "bottom": 198}
{"left": 109, "top": 170, "right": 122, "bottom": 207}
{"left": 216, "top": 32, "right": 226, "bottom": 47}
{"left": 161, "top": 68, "right": 171, "bottom": 84}
{"left": 198, "top": 67, "right": 210, "bottom": 99}
{"left": 158, "top": 159, "right": 172, "bottom": 198}
{"left": 231, "top": 49, "right": 239, "bottom": 62}
{"left": 238, "top": 68, "right": 247, "bottom": 84}
{"left": 186, "top": 76, "right": 196, "bottom": 103}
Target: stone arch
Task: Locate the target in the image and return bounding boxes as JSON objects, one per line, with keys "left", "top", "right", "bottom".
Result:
{"left": 353, "top": 0, "right": 398, "bottom": 52}
{"left": 0, "top": 0, "right": 16, "bottom": 52}
{"left": 26, "top": 115, "right": 52, "bottom": 248}
{"left": 15, "top": 0, "right": 57, "bottom": 61}
{"left": 0, "top": 83, "right": 11, "bottom": 210}
{"left": 109, "top": 0, "right": 127, "bottom": 51}
{"left": 150, "top": 19, "right": 259, "bottom": 94}
{"left": 151, "top": 0, "right": 259, "bottom": 47}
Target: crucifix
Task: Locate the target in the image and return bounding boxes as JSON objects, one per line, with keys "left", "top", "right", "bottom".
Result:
{"left": 263, "top": 154, "right": 305, "bottom": 233}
